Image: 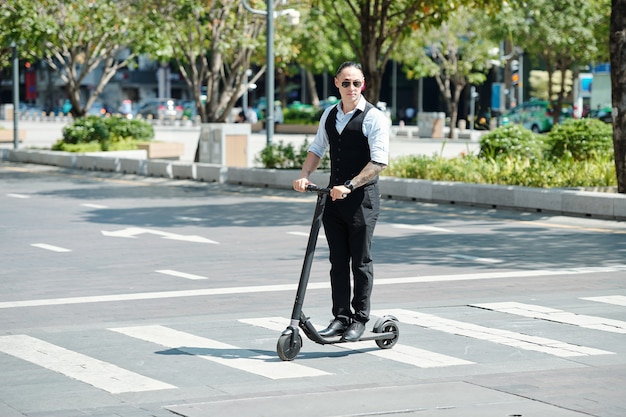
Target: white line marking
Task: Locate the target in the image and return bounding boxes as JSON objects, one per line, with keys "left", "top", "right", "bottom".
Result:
{"left": 156, "top": 269, "right": 208, "bottom": 280}
{"left": 448, "top": 254, "right": 504, "bottom": 264}
{"left": 581, "top": 295, "right": 626, "bottom": 307}
{"left": 472, "top": 302, "right": 626, "bottom": 334}
{"left": 81, "top": 203, "right": 108, "bottom": 209}
{"left": 1, "top": 266, "right": 626, "bottom": 309}
{"left": 110, "top": 325, "right": 329, "bottom": 379}
{"left": 101, "top": 227, "right": 218, "bottom": 244}
{"left": 378, "top": 309, "right": 614, "bottom": 357}
{"left": 390, "top": 224, "right": 454, "bottom": 233}
{"left": 0, "top": 335, "right": 176, "bottom": 394}
{"left": 240, "top": 317, "right": 473, "bottom": 368}
{"left": 7, "top": 193, "right": 29, "bottom": 199}
{"left": 174, "top": 216, "right": 205, "bottom": 222}
{"left": 31, "top": 243, "right": 72, "bottom": 253}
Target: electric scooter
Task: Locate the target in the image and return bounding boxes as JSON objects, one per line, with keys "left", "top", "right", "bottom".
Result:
{"left": 276, "top": 185, "right": 399, "bottom": 361}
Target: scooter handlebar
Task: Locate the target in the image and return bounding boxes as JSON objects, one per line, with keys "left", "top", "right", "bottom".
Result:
{"left": 305, "top": 184, "right": 331, "bottom": 194}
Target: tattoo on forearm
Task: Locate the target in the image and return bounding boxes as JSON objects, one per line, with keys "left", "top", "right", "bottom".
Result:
{"left": 353, "top": 161, "right": 386, "bottom": 188}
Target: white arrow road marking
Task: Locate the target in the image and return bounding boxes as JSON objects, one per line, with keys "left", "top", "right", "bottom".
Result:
{"left": 31, "top": 243, "right": 72, "bottom": 253}
{"left": 0, "top": 335, "right": 176, "bottom": 394}
{"left": 380, "top": 309, "right": 614, "bottom": 357}
{"left": 472, "top": 302, "right": 626, "bottom": 334}
{"left": 110, "top": 325, "right": 329, "bottom": 379}
{"left": 240, "top": 317, "right": 473, "bottom": 368}
{"left": 101, "top": 227, "right": 218, "bottom": 244}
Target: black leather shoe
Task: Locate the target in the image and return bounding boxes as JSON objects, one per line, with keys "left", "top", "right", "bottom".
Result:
{"left": 318, "top": 319, "right": 349, "bottom": 337}
{"left": 342, "top": 321, "right": 366, "bottom": 342}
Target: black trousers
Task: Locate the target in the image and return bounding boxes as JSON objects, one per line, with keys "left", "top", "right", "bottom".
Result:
{"left": 322, "top": 183, "right": 380, "bottom": 324}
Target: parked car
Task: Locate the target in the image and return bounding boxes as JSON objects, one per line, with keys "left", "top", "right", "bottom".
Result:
{"left": 500, "top": 100, "right": 573, "bottom": 133}
{"left": 135, "top": 99, "right": 183, "bottom": 120}
{"left": 86, "top": 102, "right": 110, "bottom": 117}
{"left": 586, "top": 107, "right": 612, "bottom": 124}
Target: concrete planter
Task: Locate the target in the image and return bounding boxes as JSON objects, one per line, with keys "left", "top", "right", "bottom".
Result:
{"left": 137, "top": 141, "right": 185, "bottom": 159}
{"left": 275, "top": 124, "right": 318, "bottom": 135}
{"left": 0, "top": 129, "right": 25, "bottom": 143}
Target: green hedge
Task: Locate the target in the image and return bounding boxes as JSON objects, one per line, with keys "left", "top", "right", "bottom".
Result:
{"left": 256, "top": 119, "right": 616, "bottom": 189}
{"left": 52, "top": 116, "right": 154, "bottom": 152}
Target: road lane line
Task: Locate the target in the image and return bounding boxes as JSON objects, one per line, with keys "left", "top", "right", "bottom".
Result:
{"left": 7, "top": 193, "right": 30, "bottom": 199}
{"left": 379, "top": 309, "right": 614, "bottom": 357}
{"left": 240, "top": 317, "right": 474, "bottom": 368}
{"left": 390, "top": 224, "right": 454, "bottom": 233}
{"left": 1, "top": 266, "right": 625, "bottom": 309}
{"left": 0, "top": 334, "right": 176, "bottom": 394}
{"left": 109, "top": 325, "right": 329, "bottom": 379}
{"left": 156, "top": 269, "right": 208, "bottom": 280}
{"left": 472, "top": 302, "right": 626, "bottom": 333}
{"left": 31, "top": 243, "right": 72, "bottom": 252}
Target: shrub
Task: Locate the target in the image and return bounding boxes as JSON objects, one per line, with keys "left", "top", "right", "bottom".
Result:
{"left": 53, "top": 116, "right": 154, "bottom": 152}
{"left": 544, "top": 118, "right": 613, "bottom": 161}
{"left": 282, "top": 107, "right": 319, "bottom": 125}
{"left": 257, "top": 139, "right": 329, "bottom": 169}
{"left": 478, "top": 124, "right": 546, "bottom": 160}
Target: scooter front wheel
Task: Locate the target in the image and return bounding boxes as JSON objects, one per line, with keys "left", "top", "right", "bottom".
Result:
{"left": 374, "top": 316, "right": 399, "bottom": 349}
{"left": 277, "top": 333, "right": 302, "bottom": 361}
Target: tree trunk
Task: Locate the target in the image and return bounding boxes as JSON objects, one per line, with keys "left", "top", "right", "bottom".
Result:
{"left": 611, "top": 0, "right": 626, "bottom": 193}
{"left": 306, "top": 70, "right": 320, "bottom": 107}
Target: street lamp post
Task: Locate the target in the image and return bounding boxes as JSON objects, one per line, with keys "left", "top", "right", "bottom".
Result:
{"left": 241, "top": 0, "right": 299, "bottom": 146}
{"left": 11, "top": 41, "right": 19, "bottom": 150}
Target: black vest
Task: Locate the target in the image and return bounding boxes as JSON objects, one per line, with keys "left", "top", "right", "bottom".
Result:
{"left": 326, "top": 102, "right": 375, "bottom": 186}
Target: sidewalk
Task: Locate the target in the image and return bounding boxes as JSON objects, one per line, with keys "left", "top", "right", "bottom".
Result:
{"left": 0, "top": 120, "right": 481, "bottom": 163}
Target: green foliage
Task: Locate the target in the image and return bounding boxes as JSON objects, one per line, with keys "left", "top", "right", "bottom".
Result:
{"left": 387, "top": 121, "right": 616, "bottom": 188}
{"left": 257, "top": 139, "right": 329, "bottom": 170}
{"left": 282, "top": 107, "right": 319, "bottom": 125}
{"left": 53, "top": 116, "right": 154, "bottom": 152}
{"left": 478, "top": 124, "right": 546, "bottom": 160}
{"left": 544, "top": 118, "right": 613, "bottom": 161}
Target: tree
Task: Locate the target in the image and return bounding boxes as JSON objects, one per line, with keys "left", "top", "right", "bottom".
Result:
{"left": 497, "top": 0, "right": 606, "bottom": 125}
{"left": 312, "top": 0, "right": 501, "bottom": 105}
{"left": 2, "top": 0, "right": 158, "bottom": 117}
{"left": 400, "top": 6, "right": 498, "bottom": 138}
{"left": 611, "top": 0, "right": 626, "bottom": 193}
{"left": 151, "top": 0, "right": 301, "bottom": 124}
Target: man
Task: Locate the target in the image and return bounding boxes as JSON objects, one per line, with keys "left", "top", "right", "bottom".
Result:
{"left": 292, "top": 61, "right": 390, "bottom": 342}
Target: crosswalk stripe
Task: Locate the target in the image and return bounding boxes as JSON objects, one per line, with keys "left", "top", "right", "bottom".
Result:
{"left": 471, "top": 302, "right": 626, "bottom": 334}
{"left": 0, "top": 335, "right": 176, "bottom": 394}
{"left": 581, "top": 295, "right": 626, "bottom": 307}
{"left": 376, "top": 309, "right": 614, "bottom": 358}
{"left": 109, "top": 325, "right": 329, "bottom": 379}
{"left": 240, "top": 317, "right": 474, "bottom": 368}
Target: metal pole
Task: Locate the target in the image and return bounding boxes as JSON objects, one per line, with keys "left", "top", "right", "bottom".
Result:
{"left": 12, "top": 43, "right": 19, "bottom": 150}
{"left": 518, "top": 52, "right": 524, "bottom": 105}
{"left": 265, "top": 0, "right": 274, "bottom": 146}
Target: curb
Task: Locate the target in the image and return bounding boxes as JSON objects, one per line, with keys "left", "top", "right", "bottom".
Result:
{"left": 2, "top": 148, "right": 625, "bottom": 221}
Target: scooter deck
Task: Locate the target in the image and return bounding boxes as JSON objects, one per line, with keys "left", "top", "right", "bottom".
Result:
{"left": 310, "top": 330, "right": 397, "bottom": 345}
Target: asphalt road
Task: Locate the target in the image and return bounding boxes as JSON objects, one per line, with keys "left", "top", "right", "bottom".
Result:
{"left": 1, "top": 162, "right": 625, "bottom": 417}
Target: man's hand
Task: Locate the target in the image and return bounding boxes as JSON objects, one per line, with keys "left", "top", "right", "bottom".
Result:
{"left": 331, "top": 185, "right": 351, "bottom": 201}
{"left": 293, "top": 177, "right": 310, "bottom": 192}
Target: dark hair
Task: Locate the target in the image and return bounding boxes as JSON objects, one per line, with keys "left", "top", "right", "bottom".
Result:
{"left": 335, "top": 61, "right": 363, "bottom": 78}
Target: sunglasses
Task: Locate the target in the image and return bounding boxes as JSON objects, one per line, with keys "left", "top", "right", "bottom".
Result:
{"left": 340, "top": 80, "right": 363, "bottom": 89}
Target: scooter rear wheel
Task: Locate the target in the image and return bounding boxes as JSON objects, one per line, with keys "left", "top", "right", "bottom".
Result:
{"left": 277, "top": 333, "right": 302, "bottom": 361}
